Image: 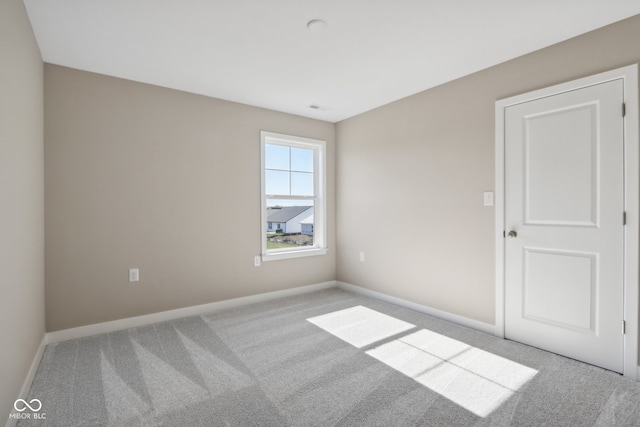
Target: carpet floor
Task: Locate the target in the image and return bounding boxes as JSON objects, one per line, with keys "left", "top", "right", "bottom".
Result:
{"left": 16, "top": 288, "right": 640, "bottom": 426}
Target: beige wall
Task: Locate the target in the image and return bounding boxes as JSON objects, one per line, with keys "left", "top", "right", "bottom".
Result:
{"left": 336, "top": 15, "right": 640, "bottom": 325}
{"left": 44, "top": 65, "right": 336, "bottom": 331}
{"left": 0, "top": 0, "right": 45, "bottom": 421}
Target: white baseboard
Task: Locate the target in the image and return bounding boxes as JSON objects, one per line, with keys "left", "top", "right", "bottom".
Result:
{"left": 46, "top": 280, "right": 337, "bottom": 343}
{"left": 336, "top": 281, "right": 496, "bottom": 335}
{"left": 5, "top": 335, "right": 47, "bottom": 427}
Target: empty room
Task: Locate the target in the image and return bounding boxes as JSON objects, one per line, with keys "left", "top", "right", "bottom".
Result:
{"left": 3, "top": 0, "right": 640, "bottom": 425}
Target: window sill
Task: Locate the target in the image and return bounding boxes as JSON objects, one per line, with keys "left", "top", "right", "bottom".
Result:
{"left": 262, "top": 247, "right": 328, "bottom": 262}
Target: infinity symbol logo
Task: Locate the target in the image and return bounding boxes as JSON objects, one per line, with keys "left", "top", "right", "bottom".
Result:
{"left": 14, "top": 399, "right": 42, "bottom": 412}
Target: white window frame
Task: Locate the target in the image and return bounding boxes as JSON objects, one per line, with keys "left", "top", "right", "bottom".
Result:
{"left": 261, "top": 131, "right": 327, "bottom": 261}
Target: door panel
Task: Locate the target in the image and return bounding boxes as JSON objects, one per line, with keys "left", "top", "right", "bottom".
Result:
{"left": 524, "top": 104, "right": 598, "bottom": 226}
{"left": 523, "top": 249, "right": 596, "bottom": 333}
{"left": 504, "top": 79, "right": 624, "bottom": 373}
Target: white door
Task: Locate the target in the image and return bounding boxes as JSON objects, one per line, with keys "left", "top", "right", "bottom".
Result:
{"left": 504, "top": 79, "right": 625, "bottom": 373}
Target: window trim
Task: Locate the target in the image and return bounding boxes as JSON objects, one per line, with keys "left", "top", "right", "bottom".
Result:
{"left": 260, "top": 131, "right": 327, "bottom": 261}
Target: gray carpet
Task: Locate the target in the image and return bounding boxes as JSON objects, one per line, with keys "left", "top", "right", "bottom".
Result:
{"left": 15, "top": 288, "right": 640, "bottom": 426}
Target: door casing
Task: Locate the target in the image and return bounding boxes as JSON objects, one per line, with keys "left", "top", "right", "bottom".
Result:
{"left": 494, "top": 64, "right": 639, "bottom": 379}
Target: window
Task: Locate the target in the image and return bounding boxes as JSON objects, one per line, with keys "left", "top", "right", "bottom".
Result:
{"left": 261, "top": 131, "right": 327, "bottom": 261}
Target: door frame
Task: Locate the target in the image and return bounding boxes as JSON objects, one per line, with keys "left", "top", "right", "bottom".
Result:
{"left": 494, "top": 64, "right": 639, "bottom": 379}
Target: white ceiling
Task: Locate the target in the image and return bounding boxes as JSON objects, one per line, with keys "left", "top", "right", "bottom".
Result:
{"left": 23, "top": 0, "right": 640, "bottom": 123}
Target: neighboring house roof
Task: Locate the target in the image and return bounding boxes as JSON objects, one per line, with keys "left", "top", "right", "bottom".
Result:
{"left": 267, "top": 206, "right": 312, "bottom": 223}
{"left": 300, "top": 215, "right": 314, "bottom": 225}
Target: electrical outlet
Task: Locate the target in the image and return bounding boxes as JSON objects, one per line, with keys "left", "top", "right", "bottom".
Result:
{"left": 129, "top": 268, "right": 139, "bottom": 282}
{"left": 359, "top": 252, "right": 365, "bottom": 262}
{"left": 254, "top": 256, "right": 261, "bottom": 267}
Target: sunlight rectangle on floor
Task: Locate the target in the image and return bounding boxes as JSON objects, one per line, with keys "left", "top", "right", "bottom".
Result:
{"left": 308, "top": 306, "right": 538, "bottom": 417}
{"left": 306, "top": 305, "right": 415, "bottom": 348}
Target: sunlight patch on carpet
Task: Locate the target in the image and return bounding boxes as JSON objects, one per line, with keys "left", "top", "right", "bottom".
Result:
{"left": 309, "top": 308, "right": 538, "bottom": 417}
{"left": 306, "top": 305, "right": 415, "bottom": 348}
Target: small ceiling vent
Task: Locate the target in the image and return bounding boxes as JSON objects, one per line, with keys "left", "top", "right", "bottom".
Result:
{"left": 309, "top": 104, "right": 331, "bottom": 111}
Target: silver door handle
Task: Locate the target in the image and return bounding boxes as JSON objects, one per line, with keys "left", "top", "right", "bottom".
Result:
{"left": 507, "top": 231, "right": 517, "bottom": 238}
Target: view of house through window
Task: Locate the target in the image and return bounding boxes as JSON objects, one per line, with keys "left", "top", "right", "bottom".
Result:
{"left": 266, "top": 202, "right": 314, "bottom": 249}
{"left": 261, "top": 131, "right": 326, "bottom": 260}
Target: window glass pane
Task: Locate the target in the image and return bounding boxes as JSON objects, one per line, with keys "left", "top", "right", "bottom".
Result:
{"left": 291, "top": 147, "right": 314, "bottom": 172}
{"left": 265, "top": 144, "right": 290, "bottom": 170}
{"left": 291, "top": 172, "right": 314, "bottom": 196}
{"left": 265, "top": 170, "right": 290, "bottom": 195}
{"left": 266, "top": 200, "right": 314, "bottom": 249}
